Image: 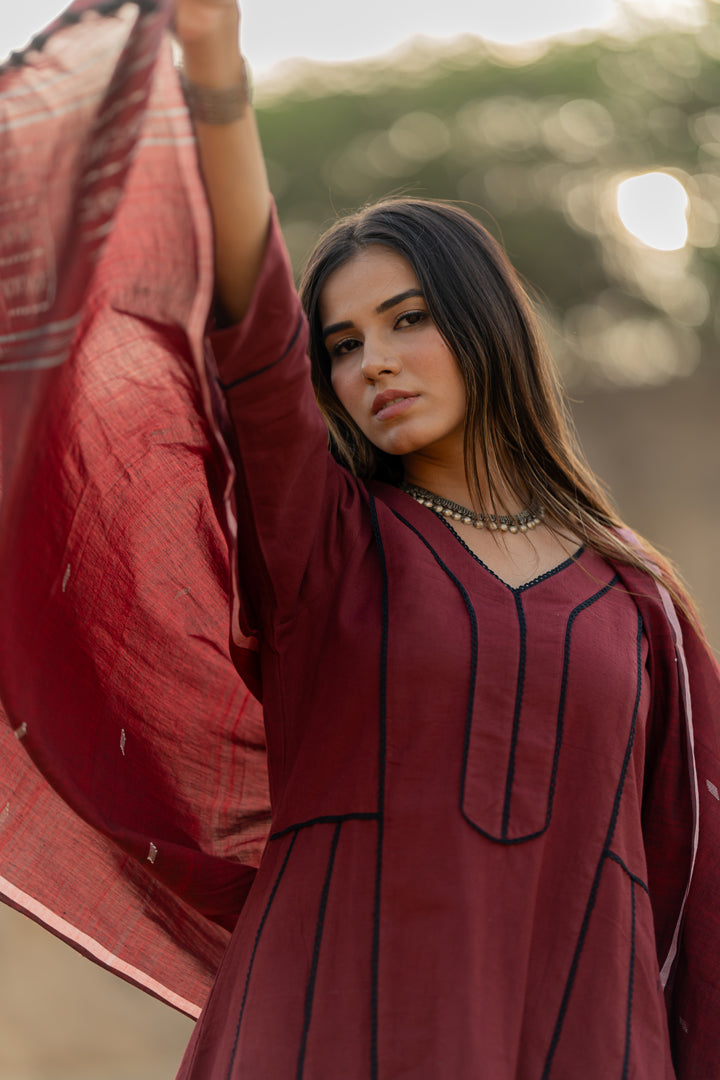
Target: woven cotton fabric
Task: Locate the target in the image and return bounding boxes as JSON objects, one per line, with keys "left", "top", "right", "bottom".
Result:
{"left": 0, "top": 0, "right": 269, "bottom": 1015}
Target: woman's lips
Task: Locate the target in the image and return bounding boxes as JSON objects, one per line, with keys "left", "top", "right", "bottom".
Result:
{"left": 373, "top": 394, "right": 419, "bottom": 421}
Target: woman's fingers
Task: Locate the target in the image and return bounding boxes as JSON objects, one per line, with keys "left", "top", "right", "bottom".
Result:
{"left": 173, "top": 0, "right": 241, "bottom": 51}
{"left": 174, "top": 0, "right": 244, "bottom": 87}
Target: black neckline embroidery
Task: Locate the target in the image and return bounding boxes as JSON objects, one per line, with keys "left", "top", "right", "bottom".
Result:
{"left": 436, "top": 513, "right": 584, "bottom": 593}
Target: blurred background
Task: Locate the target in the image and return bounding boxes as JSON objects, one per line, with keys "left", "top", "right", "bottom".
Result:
{"left": 1, "top": 0, "right": 719, "bottom": 1076}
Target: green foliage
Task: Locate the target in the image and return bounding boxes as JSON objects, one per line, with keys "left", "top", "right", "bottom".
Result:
{"left": 256, "top": 8, "right": 720, "bottom": 386}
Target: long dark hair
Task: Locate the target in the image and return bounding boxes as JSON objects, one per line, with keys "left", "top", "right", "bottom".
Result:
{"left": 299, "top": 197, "right": 696, "bottom": 621}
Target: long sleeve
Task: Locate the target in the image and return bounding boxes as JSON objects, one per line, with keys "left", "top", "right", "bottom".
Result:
{"left": 209, "top": 209, "right": 367, "bottom": 643}
{"left": 615, "top": 558, "right": 720, "bottom": 1076}
{"left": 664, "top": 613, "right": 720, "bottom": 1077}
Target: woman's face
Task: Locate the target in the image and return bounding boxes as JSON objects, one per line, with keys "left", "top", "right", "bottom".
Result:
{"left": 320, "top": 246, "right": 467, "bottom": 467}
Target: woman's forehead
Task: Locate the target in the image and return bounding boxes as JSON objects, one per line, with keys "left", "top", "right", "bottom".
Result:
{"left": 319, "top": 246, "right": 420, "bottom": 323}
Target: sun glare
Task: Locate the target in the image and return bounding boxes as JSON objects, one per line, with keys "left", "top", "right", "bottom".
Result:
{"left": 616, "top": 172, "right": 690, "bottom": 251}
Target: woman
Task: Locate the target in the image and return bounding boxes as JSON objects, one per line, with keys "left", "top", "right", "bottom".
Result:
{"left": 1, "top": 0, "right": 718, "bottom": 1077}
{"left": 169, "top": 1, "right": 720, "bottom": 1077}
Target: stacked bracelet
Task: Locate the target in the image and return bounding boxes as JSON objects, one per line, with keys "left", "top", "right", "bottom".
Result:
{"left": 180, "top": 59, "right": 252, "bottom": 125}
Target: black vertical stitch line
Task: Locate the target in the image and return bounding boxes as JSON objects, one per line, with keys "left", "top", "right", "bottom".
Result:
{"left": 436, "top": 512, "right": 584, "bottom": 594}
{"left": 541, "top": 609, "right": 644, "bottom": 1079}
{"left": 501, "top": 592, "right": 527, "bottom": 838}
{"left": 392, "top": 512, "right": 615, "bottom": 845}
{"left": 543, "top": 578, "right": 619, "bottom": 833}
{"left": 621, "top": 879, "right": 637, "bottom": 1080}
{"left": 270, "top": 812, "right": 378, "bottom": 841}
{"left": 605, "top": 851, "right": 649, "bottom": 894}
{"left": 387, "top": 510, "right": 479, "bottom": 823}
{"left": 368, "top": 493, "right": 390, "bottom": 1080}
{"left": 296, "top": 822, "right": 343, "bottom": 1080}
{"left": 217, "top": 317, "right": 304, "bottom": 390}
{"left": 225, "top": 831, "right": 299, "bottom": 1080}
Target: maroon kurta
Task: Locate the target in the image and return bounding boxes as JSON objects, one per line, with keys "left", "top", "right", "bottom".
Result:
{"left": 175, "top": 218, "right": 682, "bottom": 1078}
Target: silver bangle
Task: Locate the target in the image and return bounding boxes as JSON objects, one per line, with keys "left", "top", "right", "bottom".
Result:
{"left": 180, "top": 59, "right": 252, "bottom": 125}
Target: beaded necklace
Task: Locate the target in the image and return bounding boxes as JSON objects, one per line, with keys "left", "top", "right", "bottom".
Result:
{"left": 400, "top": 483, "right": 544, "bottom": 535}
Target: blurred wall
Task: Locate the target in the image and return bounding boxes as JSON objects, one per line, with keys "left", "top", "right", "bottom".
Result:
{"left": 573, "top": 362, "right": 720, "bottom": 654}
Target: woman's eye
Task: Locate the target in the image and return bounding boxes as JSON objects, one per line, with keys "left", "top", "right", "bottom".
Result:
{"left": 330, "top": 337, "right": 361, "bottom": 359}
{"left": 395, "top": 310, "right": 428, "bottom": 329}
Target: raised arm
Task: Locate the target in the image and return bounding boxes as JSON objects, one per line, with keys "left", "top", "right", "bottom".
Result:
{"left": 174, "top": 0, "right": 368, "bottom": 639}
{"left": 174, "top": 0, "right": 270, "bottom": 321}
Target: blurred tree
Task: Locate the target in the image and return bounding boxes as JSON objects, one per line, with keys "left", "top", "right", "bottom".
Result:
{"left": 255, "top": 1, "right": 720, "bottom": 389}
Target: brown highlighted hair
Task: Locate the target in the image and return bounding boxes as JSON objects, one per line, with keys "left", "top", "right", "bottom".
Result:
{"left": 299, "top": 197, "right": 696, "bottom": 622}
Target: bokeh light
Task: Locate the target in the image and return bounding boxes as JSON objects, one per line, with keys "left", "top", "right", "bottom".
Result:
{"left": 616, "top": 172, "right": 689, "bottom": 250}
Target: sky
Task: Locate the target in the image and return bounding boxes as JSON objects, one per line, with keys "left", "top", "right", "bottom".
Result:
{"left": 0, "top": 0, "right": 707, "bottom": 76}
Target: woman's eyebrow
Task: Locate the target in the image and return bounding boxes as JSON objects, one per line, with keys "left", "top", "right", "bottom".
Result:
{"left": 322, "top": 319, "right": 353, "bottom": 341}
{"left": 322, "top": 289, "right": 425, "bottom": 340}
{"left": 376, "top": 288, "right": 424, "bottom": 314}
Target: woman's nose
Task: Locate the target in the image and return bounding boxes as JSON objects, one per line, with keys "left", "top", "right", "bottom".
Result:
{"left": 360, "top": 341, "right": 401, "bottom": 381}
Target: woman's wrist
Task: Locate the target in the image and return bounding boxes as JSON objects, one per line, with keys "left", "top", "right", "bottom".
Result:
{"left": 180, "top": 59, "right": 252, "bottom": 124}
{"left": 181, "top": 43, "right": 244, "bottom": 90}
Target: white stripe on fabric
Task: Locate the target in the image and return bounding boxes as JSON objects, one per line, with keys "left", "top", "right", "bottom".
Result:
{"left": 0, "top": 314, "right": 80, "bottom": 346}
{"left": 614, "top": 527, "right": 700, "bottom": 990}
{"left": 0, "top": 352, "right": 69, "bottom": 372}
{"left": 0, "top": 873, "right": 202, "bottom": 1017}
{"left": 656, "top": 581, "right": 699, "bottom": 989}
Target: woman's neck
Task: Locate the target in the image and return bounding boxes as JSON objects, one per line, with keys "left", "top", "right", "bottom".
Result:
{"left": 401, "top": 454, "right": 529, "bottom": 516}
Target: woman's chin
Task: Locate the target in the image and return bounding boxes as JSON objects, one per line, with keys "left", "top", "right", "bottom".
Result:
{"left": 371, "top": 437, "right": 424, "bottom": 459}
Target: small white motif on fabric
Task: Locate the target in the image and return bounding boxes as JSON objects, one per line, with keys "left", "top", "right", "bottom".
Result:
{"left": 174, "top": 587, "right": 191, "bottom": 599}
{"left": 706, "top": 779, "right": 720, "bottom": 801}
{"left": 14, "top": 722, "right": 27, "bottom": 740}
{"left": 680, "top": 1017, "right": 689, "bottom": 1034}
{"left": 147, "top": 842, "right": 158, "bottom": 865}
{"left": 62, "top": 564, "right": 71, "bottom": 593}
{"left": 0, "top": 803, "right": 9, "bottom": 828}
{"left": 120, "top": 729, "right": 127, "bottom": 756}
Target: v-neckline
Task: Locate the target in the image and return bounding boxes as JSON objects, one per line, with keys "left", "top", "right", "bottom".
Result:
{"left": 373, "top": 481, "right": 585, "bottom": 592}
{"left": 436, "top": 514, "right": 585, "bottom": 593}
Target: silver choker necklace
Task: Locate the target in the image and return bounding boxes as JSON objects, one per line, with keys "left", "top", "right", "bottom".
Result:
{"left": 400, "top": 483, "right": 544, "bottom": 534}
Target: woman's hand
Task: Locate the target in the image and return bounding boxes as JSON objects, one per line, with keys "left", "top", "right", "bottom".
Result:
{"left": 173, "top": 0, "right": 271, "bottom": 322}
{"left": 174, "top": 0, "right": 243, "bottom": 87}
{"left": 174, "top": 0, "right": 240, "bottom": 39}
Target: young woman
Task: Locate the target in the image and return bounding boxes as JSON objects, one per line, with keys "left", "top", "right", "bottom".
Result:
{"left": 168, "top": 2, "right": 720, "bottom": 1077}
{"left": 1, "top": 0, "right": 719, "bottom": 1077}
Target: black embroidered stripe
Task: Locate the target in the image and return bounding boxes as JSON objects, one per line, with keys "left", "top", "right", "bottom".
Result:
{"left": 218, "top": 317, "right": 305, "bottom": 390}
{"left": 296, "top": 822, "right": 343, "bottom": 1079}
{"left": 542, "top": 578, "right": 620, "bottom": 835}
{"left": 466, "top": 575, "right": 617, "bottom": 842}
{"left": 541, "top": 608, "right": 644, "bottom": 1079}
{"left": 435, "top": 513, "right": 584, "bottom": 593}
{"left": 269, "top": 812, "right": 378, "bottom": 841}
{"left": 394, "top": 508, "right": 620, "bottom": 845}
{"left": 622, "top": 879, "right": 637, "bottom": 1080}
{"left": 368, "top": 494, "right": 390, "bottom": 1080}
{"left": 486, "top": 577, "right": 619, "bottom": 844}
{"left": 606, "top": 851, "right": 650, "bottom": 894}
{"left": 501, "top": 592, "right": 527, "bottom": 838}
{"left": 225, "top": 830, "right": 299, "bottom": 1080}
{"left": 388, "top": 509, "right": 481, "bottom": 842}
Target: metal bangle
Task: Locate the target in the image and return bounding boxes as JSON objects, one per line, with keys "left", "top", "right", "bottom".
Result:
{"left": 180, "top": 59, "right": 252, "bottom": 125}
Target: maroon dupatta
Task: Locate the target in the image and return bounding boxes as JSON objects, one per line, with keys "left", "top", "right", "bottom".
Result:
{"left": 0, "top": 0, "right": 268, "bottom": 1016}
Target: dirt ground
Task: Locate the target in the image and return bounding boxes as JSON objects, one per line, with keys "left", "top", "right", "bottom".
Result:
{"left": 0, "top": 903, "right": 192, "bottom": 1079}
